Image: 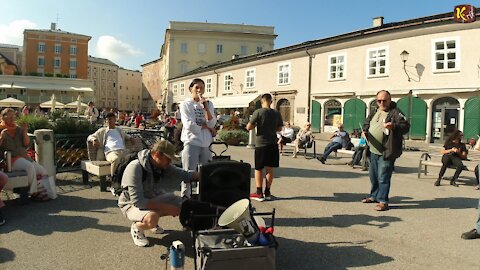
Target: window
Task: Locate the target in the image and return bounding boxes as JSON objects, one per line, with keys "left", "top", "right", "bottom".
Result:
{"left": 180, "top": 83, "right": 185, "bottom": 96}
{"left": 224, "top": 74, "right": 233, "bottom": 92}
{"left": 256, "top": 46, "right": 263, "bottom": 53}
{"left": 328, "top": 54, "right": 346, "bottom": 80}
{"left": 245, "top": 69, "right": 255, "bottom": 88}
{"left": 69, "top": 59, "right": 77, "bottom": 69}
{"left": 173, "top": 84, "right": 178, "bottom": 96}
{"left": 367, "top": 47, "right": 388, "bottom": 77}
{"left": 37, "top": 43, "right": 46, "bottom": 53}
{"left": 206, "top": 77, "right": 212, "bottom": 93}
{"left": 278, "top": 63, "right": 290, "bottom": 85}
{"left": 54, "top": 57, "right": 61, "bottom": 68}
{"left": 180, "top": 42, "right": 188, "bottom": 53}
{"left": 180, "top": 62, "right": 188, "bottom": 74}
{"left": 38, "top": 56, "right": 45, "bottom": 67}
{"left": 198, "top": 43, "right": 206, "bottom": 53}
{"left": 432, "top": 37, "right": 460, "bottom": 72}
{"left": 54, "top": 44, "right": 62, "bottom": 54}
{"left": 240, "top": 45, "right": 247, "bottom": 56}
{"left": 69, "top": 45, "right": 77, "bottom": 55}
{"left": 216, "top": 44, "right": 223, "bottom": 54}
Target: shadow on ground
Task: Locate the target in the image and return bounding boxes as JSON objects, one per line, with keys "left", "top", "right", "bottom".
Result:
{"left": 0, "top": 248, "right": 15, "bottom": 264}
{"left": 251, "top": 167, "right": 365, "bottom": 179}
{"left": 276, "top": 238, "right": 393, "bottom": 270}
{"left": 0, "top": 193, "right": 124, "bottom": 236}
{"left": 271, "top": 214, "right": 401, "bottom": 229}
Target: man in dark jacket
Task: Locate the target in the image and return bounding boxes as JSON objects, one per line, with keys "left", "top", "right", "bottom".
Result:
{"left": 361, "top": 90, "right": 410, "bottom": 211}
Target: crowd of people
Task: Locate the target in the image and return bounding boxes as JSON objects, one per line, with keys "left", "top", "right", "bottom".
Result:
{"left": 1, "top": 86, "right": 480, "bottom": 247}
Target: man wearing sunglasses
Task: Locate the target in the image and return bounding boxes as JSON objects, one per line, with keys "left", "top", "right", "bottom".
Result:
{"left": 361, "top": 90, "right": 410, "bottom": 211}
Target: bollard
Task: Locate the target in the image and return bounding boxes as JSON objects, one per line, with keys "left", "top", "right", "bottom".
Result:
{"left": 34, "top": 129, "right": 56, "bottom": 178}
{"left": 169, "top": 240, "right": 185, "bottom": 270}
{"left": 246, "top": 128, "right": 255, "bottom": 149}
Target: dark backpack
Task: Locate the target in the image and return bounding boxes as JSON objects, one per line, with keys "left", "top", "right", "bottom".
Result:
{"left": 111, "top": 152, "right": 146, "bottom": 196}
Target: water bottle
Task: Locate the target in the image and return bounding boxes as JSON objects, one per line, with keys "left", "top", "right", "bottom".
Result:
{"left": 169, "top": 240, "right": 185, "bottom": 270}
{"left": 4, "top": 151, "right": 11, "bottom": 172}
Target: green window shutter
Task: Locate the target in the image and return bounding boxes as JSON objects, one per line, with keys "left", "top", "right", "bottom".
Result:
{"left": 464, "top": 96, "right": 480, "bottom": 140}
{"left": 343, "top": 99, "right": 366, "bottom": 133}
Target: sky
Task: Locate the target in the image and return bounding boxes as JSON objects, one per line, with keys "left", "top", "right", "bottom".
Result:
{"left": 1, "top": 0, "right": 479, "bottom": 71}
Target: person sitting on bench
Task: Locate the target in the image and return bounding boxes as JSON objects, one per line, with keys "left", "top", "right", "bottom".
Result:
{"left": 87, "top": 112, "right": 131, "bottom": 176}
{"left": 318, "top": 124, "right": 348, "bottom": 164}
{"left": 292, "top": 123, "right": 314, "bottom": 158}
{"left": 277, "top": 121, "right": 294, "bottom": 155}
{"left": 434, "top": 129, "right": 467, "bottom": 187}
{"left": 348, "top": 136, "right": 367, "bottom": 169}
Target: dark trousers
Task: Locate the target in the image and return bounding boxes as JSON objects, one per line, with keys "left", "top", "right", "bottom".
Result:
{"left": 352, "top": 146, "right": 365, "bottom": 165}
{"left": 323, "top": 142, "right": 342, "bottom": 160}
{"left": 438, "top": 154, "right": 464, "bottom": 180}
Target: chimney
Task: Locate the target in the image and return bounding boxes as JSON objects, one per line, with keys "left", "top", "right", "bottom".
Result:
{"left": 372, "top": 17, "right": 384, "bottom": 27}
{"left": 51, "top": 22, "right": 56, "bottom": 30}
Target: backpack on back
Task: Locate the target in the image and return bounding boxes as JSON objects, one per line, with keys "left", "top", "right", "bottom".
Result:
{"left": 111, "top": 152, "right": 146, "bottom": 196}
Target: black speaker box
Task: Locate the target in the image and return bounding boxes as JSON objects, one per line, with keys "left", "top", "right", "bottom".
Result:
{"left": 199, "top": 160, "right": 251, "bottom": 208}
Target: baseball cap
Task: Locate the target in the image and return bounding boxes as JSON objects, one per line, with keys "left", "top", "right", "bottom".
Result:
{"left": 154, "top": 139, "right": 179, "bottom": 161}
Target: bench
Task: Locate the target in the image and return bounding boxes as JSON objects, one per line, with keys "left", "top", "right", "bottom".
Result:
{"left": 3, "top": 170, "right": 29, "bottom": 204}
{"left": 417, "top": 147, "right": 480, "bottom": 179}
{"left": 81, "top": 136, "right": 145, "bottom": 191}
{"left": 285, "top": 140, "right": 317, "bottom": 159}
{"left": 334, "top": 138, "right": 360, "bottom": 158}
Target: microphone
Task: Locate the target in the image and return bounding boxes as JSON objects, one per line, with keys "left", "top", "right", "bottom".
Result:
{"left": 199, "top": 94, "right": 208, "bottom": 108}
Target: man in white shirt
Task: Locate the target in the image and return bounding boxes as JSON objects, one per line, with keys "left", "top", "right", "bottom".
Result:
{"left": 87, "top": 112, "right": 131, "bottom": 175}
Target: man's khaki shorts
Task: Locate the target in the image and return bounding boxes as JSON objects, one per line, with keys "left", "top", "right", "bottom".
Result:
{"left": 120, "top": 193, "right": 182, "bottom": 222}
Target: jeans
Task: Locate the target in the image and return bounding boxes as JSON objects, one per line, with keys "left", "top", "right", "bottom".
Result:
{"left": 368, "top": 153, "right": 395, "bottom": 204}
{"left": 476, "top": 198, "right": 480, "bottom": 232}
{"left": 181, "top": 143, "right": 212, "bottom": 198}
{"left": 352, "top": 146, "right": 365, "bottom": 165}
{"left": 322, "top": 142, "right": 342, "bottom": 160}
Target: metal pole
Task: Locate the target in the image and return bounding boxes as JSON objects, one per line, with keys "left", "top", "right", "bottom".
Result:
{"left": 407, "top": 90, "right": 413, "bottom": 140}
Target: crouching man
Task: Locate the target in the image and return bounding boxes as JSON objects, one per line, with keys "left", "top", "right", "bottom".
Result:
{"left": 118, "top": 139, "right": 199, "bottom": 247}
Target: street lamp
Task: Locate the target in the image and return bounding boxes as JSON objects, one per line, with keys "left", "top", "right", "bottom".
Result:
{"left": 400, "top": 50, "right": 411, "bottom": 82}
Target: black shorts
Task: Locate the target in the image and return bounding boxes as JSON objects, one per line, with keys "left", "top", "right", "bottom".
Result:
{"left": 254, "top": 144, "right": 279, "bottom": 170}
{"left": 280, "top": 136, "right": 292, "bottom": 145}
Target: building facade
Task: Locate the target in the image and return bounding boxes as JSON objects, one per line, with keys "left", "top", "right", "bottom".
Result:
{"left": 118, "top": 68, "right": 142, "bottom": 112}
{"left": 87, "top": 56, "right": 118, "bottom": 109}
{"left": 168, "top": 10, "right": 480, "bottom": 143}
{"left": 141, "top": 58, "right": 162, "bottom": 110}
{"left": 0, "top": 44, "right": 22, "bottom": 74}
{"left": 142, "top": 21, "right": 277, "bottom": 111}
{"left": 22, "top": 23, "right": 91, "bottom": 79}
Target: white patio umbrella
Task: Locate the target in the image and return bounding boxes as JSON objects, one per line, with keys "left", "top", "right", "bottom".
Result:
{"left": 40, "top": 94, "right": 64, "bottom": 110}
{"left": 0, "top": 97, "right": 25, "bottom": 108}
{"left": 64, "top": 101, "right": 88, "bottom": 109}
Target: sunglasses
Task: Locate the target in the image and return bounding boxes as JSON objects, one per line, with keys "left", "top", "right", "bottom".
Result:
{"left": 377, "top": 99, "right": 388, "bottom": 103}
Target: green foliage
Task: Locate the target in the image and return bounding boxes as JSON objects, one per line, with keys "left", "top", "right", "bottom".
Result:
{"left": 14, "top": 71, "right": 22, "bottom": 75}
{"left": 53, "top": 118, "right": 98, "bottom": 134}
{"left": 45, "top": 73, "right": 53, "bottom": 77}
{"left": 29, "top": 72, "right": 40, "bottom": 76}
{"left": 218, "top": 129, "right": 249, "bottom": 145}
{"left": 222, "top": 115, "right": 240, "bottom": 130}
{"left": 50, "top": 110, "right": 63, "bottom": 121}
{"left": 55, "top": 73, "right": 63, "bottom": 78}
{"left": 17, "top": 115, "right": 53, "bottom": 133}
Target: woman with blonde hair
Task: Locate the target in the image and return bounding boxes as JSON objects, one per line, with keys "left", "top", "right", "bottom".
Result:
{"left": 292, "top": 123, "right": 314, "bottom": 158}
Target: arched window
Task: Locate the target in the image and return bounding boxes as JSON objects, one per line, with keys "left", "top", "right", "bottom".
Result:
{"left": 324, "top": 99, "right": 341, "bottom": 126}
{"left": 276, "top": 98, "right": 291, "bottom": 123}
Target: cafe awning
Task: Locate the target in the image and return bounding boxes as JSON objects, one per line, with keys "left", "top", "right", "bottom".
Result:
{"left": 211, "top": 93, "right": 261, "bottom": 109}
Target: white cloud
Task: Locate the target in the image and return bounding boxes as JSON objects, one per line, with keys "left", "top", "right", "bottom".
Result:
{"left": 95, "top": 35, "right": 142, "bottom": 64}
{"left": 0, "top": 19, "right": 37, "bottom": 45}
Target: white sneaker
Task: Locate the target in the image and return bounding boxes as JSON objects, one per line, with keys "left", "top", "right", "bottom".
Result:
{"left": 150, "top": 225, "right": 164, "bottom": 234}
{"left": 130, "top": 223, "right": 149, "bottom": 247}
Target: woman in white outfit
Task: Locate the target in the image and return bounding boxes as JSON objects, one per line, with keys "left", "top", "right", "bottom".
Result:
{"left": 180, "top": 78, "right": 217, "bottom": 198}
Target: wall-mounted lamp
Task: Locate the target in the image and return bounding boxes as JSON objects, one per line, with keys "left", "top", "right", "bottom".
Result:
{"left": 400, "top": 50, "right": 411, "bottom": 82}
